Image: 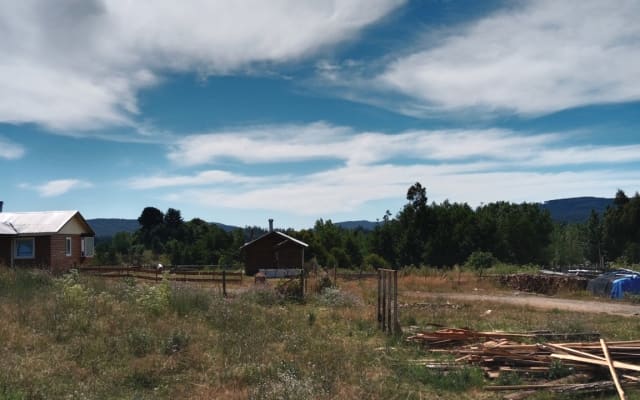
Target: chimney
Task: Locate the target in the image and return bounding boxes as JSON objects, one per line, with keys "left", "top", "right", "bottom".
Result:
{"left": 268, "top": 218, "right": 274, "bottom": 232}
{"left": 0, "top": 201, "right": 3, "bottom": 212}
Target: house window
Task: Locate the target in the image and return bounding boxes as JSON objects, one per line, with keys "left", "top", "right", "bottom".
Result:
{"left": 65, "top": 237, "right": 72, "bottom": 256}
{"left": 81, "top": 237, "right": 94, "bottom": 257}
{"left": 15, "top": 238, "right": 35, "bottom": 259}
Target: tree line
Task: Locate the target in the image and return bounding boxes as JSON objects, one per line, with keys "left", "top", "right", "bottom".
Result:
{"left": 95, "top": 184, "right": 640, "bottom": 270}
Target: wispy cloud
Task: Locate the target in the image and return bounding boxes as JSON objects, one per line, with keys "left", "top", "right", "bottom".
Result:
{"left": 138, "top": 122, "right": 640, "bottom": 215}
{"left": 0, "top": 0, "right": 403, "bottom": 131}
{"left": 168, "top": 122, "right": 563, "bottom": 167}
{"left": 169, "top": 122, "right": 640, "bottom": 169}
{"left": 0, "top": 136, "right": 25, "bottom": 160}
{"left": 165, "top": 164, "right": 640, "bottom": 215}
{"left": 20, "top": 179, "right": 93, "bottom": 197}
{"left": 376, "top": 0, "right": 640, "bottom": 116}
{"left": 127, "top": 170, "right": 268, "bottom": 189}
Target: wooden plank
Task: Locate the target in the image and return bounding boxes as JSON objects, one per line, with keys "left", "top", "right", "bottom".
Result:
{"left": 601, "top": 339, "right": 627, "bottom": 400}
{"left": 551, "top": 354, "right": 640, "bottom": 373}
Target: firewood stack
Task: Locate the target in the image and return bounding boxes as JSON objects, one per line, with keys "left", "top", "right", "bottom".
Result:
{"left": 497, "top": 273, "right": 588, "bottom": 295}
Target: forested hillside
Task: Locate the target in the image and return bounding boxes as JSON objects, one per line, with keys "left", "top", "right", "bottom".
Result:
{"left": 93, "top": 184, "right": 640, "bottom": 269}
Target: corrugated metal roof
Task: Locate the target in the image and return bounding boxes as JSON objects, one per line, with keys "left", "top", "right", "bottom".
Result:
{"left": 0, "top": 222, "right": 17, "bottom": 235}
{"left": 0, "top": 211, "right": 85, "bottom": 234}
{"left": 241, "top": 230, "right": 309, "bottom": 249}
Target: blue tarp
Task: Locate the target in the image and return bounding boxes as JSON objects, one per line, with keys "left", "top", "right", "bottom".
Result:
{"left": 610, "top": 275, "right": 640, "bottom": 299}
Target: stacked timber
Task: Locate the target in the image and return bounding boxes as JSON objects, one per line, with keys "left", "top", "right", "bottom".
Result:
{"left": 408, "top": 327, "right": 640, "bottom": 399}
{"left": 497, "top": 273, "right": 588, "bottom": 295}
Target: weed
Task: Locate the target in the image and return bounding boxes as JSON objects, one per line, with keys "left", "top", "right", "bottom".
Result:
{"left": 496, "top": 371, "right": 522, "bottom": 386}
{"left": 169, "top": 286, "right": 212, "bottom": 316}
{"left": 128, "top": 329, "right": 155, "bottom": 357}
{"left": 315, "top": 287, "right": 362, "bottom": 307}
{"left": 396, "top": 364, "right": 484, "bottom": 392}
{"left": 164, "top": 330, "right": 189, "bottom": 355}
{"left": 547, "top": 359, "right": 573, "bottom": 380}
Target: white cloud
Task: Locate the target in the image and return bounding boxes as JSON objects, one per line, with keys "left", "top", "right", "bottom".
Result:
{"left": 0, "top": 136, "right": 25, "bottom": 159}
{"left": 169, "top": 122, "right": 563, "bottom": 167}
{"left": 127, "top": 169, "right": 268, "bottom": 189}
{"left": 166, "top": 164, "right": 640, "bottom": 215}
{"left": 378, "top": 0, "right": 640, "bottom": 115}
{"left": 156, "top": 122, "right": 640, "bottom": 216}
{"left": 170, "top": 121, "right": 640, "bottom": 169}
{"left": 20, "top": 179, "right": 93, "bottom": 197}
{"left": 0, "top": 0, "right": 403, "bottom": 131}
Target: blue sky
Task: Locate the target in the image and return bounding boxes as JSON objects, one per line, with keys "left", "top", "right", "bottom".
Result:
{"left": 1, "top": 0, "right": 639, "bottom": 229}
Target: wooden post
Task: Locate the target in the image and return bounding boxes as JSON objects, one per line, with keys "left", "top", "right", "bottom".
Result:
{"left": 377, "top": 268, "right": 400, "bottom": 335}
{"left": 222, "top": 270, "right": 227, "bottom": 297}
{"left": 333, "top": 266, "right": 337, "bottom": 287}
{"left": 393, "top": 269, "right": 399, "bottom": 335}
{"left": 377, "top": 269, "right": 382, "bottom": 328}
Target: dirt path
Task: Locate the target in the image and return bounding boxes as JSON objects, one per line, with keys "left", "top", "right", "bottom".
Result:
{"left": 404, "top": 291, "right": 640, "bottom": 317}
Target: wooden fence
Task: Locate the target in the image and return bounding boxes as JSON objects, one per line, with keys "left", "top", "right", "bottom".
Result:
{"left": 78, "top": 266, "right": 243, "bottom": 296}
{"left": 377, "top": 268, "right": 400, "bottom": 335}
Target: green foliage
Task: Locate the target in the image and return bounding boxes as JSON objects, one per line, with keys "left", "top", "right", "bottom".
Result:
{"left": 0, "top": 267, "right": 52, "bottom": 299}
{"left": 127, "top": 329, "right": 155, "bottom": 357}
{"left": 169, "top": 286, "right": 212, "bottom": 316}
{"left": 465, "top": 251, "right": 496, "bottom": 271}
{"left": 136, "top": 278, "right": 171, "bottom": 315}
{"left": 363, "top": 253, "right": 388, "bottom": 269}
{"left": 547, "top": 359, "right": 572, "bottom": 380}
{"left": 395, "top": 364, "right": 484, "bottom": 392}
{"left": 315, "top": 287, "right": 361, "bottom": 307}
{"left": 163, "top": 330, "right": 189, "bottom": 355}
{"left": 276, "top": 279, "right": 303, "bottom": 300}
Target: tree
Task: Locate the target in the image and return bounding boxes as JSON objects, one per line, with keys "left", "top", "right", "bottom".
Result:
{"left": 585, "top": 210, "right": 603, "bottom": 266}
{"left": 138, "top": 207, "right": 164, "bottom": 230}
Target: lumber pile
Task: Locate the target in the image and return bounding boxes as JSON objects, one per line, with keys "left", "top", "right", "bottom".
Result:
{"left": 497, "top": 273, "right": 588, "bottom": 295}
{"left": 408, "top": 327, "right": 640, "bottom": 399}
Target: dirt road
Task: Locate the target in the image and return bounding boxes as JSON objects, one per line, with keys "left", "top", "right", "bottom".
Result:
{"left": 405, "top": 291, "right": 640, "bottom": 317}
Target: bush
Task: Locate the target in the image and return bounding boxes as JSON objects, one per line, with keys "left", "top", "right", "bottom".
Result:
{"left": 363, "top": 253, "right": 389, "bottom": 269}
{"left": 127, "top": 329, "right": 155, "bottom": 357}
{"left": 276, "top": 279, "right": 303, "bottom": 300}
{"left": 465, "top": 251, "right": 496, "bottom": 276}
{"left": 136, "top": 279, "right": 170, "bottom": 315}
{"left": 315, "top": 287, "right": 361, "bottom": 307}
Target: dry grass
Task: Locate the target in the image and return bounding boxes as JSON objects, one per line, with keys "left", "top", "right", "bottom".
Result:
{"left": 1, "top": 266, "right": 639, "bottom": 399}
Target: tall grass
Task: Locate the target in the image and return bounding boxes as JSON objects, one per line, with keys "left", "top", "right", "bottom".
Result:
{"left": 1, "top": 267, "right": 639, "bottom": 399}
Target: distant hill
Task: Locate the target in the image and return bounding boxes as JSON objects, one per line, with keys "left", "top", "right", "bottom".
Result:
{"left": 335, "top": 220, "right": 379, "bottom": 230}
{"left": 540, "top": 197, "right": 613, "bottom": 223}
{"left": 87, "top": 218, "right": 240, "bottom": 238}
{"left": 88, "top": 218, "right": 140, "bottom": 238}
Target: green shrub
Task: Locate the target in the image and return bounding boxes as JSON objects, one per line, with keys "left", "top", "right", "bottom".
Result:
{"left": 465, "top": 251, "right": 496, "bottom": 270}
{"left": 238, "top": 286, "right": 284, "bottom": 306}
{"left": 276, "top": 279, "right": 303, "bottom": 300}
{"left": 127, "top": 329, "right": 155, "bottom": 357}
{"left": 315, "top": 287, "right": 361, "bottom": 307}
{"left": 164, "top": 330, "right": 189, "bottom": 355}
{"left": 136, "top": 279, "right": 170, "bottom": 316}
{"left": 363, "top": 253, "right": 389, "bottom": 269}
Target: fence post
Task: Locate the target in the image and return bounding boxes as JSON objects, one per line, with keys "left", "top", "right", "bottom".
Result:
{"left": 377, "top": 268, "right": 400, "bottom": 335}
{"left": 299, "top": 269, "right": 305, "bottom": 297}
{"left": 222, "top": 270, "right": 227, "bottom": 297}
{"left": 377, "top": 269, "right": 382, "bottom": 328}
{"left": 393, "top": 269, "right": 398, "bottom": 335}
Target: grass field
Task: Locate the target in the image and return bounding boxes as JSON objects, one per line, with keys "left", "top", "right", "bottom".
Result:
{"left": 1, "top": 266, "right": 639, "bottom": 399}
